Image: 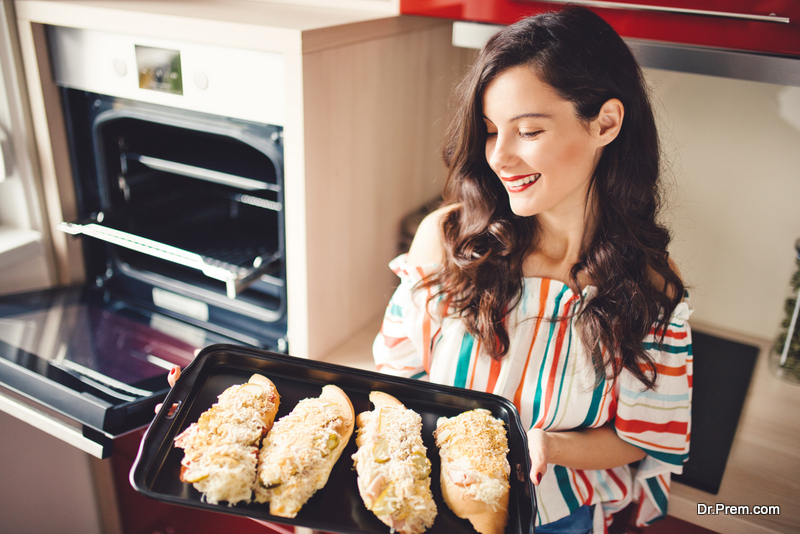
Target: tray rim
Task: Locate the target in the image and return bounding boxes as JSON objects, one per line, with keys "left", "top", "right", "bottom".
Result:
{"left": 130, "top": 343, "right": 536, "bottom": 534}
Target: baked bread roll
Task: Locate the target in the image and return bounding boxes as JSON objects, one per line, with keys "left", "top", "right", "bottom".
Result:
{"left": 434, "top": 409, "right": 510, "bottom": 534}
{"left": 254, "top": 385, "right": 355, "bottom": 517}
{"left": 173, "top": 373, "right": 280, "bottom": 505}
{"left": 352, "top": 391, "right": 437, "bottom": 534}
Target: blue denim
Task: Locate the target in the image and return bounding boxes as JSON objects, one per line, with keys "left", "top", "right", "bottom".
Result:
{"left": 535, "top": 505, "right": 594, "bottom": 534}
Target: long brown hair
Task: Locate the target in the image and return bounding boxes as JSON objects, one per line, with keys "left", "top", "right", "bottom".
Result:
{"left": 421, "top": 7, "right": 683, "bottom": 389}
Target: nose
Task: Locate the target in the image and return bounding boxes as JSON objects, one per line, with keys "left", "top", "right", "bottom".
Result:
{"left": 486, "top": 132, "right": 515, "bottom": 172}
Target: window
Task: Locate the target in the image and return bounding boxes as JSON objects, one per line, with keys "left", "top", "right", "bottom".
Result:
{"left": 0, "top": 2, "right": 53, "bottom": 294}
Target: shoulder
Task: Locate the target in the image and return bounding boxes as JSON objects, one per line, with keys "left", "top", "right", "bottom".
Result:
{"left": 648, "top": 256, "right": 684, "bottom": 300}
{"left": 406, "top": 203, "right": 459, "bottom": 268}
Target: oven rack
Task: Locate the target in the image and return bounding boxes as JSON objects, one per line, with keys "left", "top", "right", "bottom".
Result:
{"left": 59, "top": 219, "right": 281, "bottom": 299}
{"left": 129, "top": 152, "right": 281, "bottom": 194}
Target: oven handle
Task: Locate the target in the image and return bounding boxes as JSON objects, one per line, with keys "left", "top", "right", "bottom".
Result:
{"left": 58, "top": 221, "right": 278, "bottom": 299}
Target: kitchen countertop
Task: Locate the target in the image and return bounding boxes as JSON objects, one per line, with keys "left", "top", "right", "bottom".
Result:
{"left": 322, "top": 317, "right": 800, "bottom": 533}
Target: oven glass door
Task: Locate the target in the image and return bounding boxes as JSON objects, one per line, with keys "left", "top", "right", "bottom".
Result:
{"left": 0, "top": 285, "right": 247, "bottom": 457}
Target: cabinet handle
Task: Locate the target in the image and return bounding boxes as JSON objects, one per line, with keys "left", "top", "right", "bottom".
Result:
{"left": 529, "top": 1, "right": 790, "bottom": 23}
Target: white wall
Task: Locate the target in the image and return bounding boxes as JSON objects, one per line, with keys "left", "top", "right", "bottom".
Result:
{"left": 646, "top": 68, "right": 800, "bottom": 340}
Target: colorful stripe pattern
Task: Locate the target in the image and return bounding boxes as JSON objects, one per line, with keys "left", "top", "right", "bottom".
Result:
{"left": 373, "top": 255, "right": 693, "bottom": 531}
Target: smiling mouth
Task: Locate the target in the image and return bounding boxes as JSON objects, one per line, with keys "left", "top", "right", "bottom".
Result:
{"left": 502, "top": 173, "right": 540, "bottom": 191}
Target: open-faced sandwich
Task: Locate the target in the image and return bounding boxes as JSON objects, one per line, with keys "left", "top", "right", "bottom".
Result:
{"left": 352, "top": 391, "right": 437, "bottom": 534}
{"left": 254, "top": 384, "right": 355, "bottom": 518}
{"left": 434, "top": 408, "right": 510, "bottom": 534}
{"left": 173, "top": 373, "right": 280, "bottom": 506}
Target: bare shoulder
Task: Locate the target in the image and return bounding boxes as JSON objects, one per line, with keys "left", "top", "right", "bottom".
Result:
{"left": 667, "top": 257, "right": 683, "bottom": 280}
{"left": 406, "top": 203, "right": 459, "bottom": 267}
{"left": 649, "top": 256, "right": 684, "bottom": 299}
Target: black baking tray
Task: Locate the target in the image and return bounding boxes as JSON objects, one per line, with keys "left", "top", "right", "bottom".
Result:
{"left": 130, "top": 344, "right": 536, "bottom": 534}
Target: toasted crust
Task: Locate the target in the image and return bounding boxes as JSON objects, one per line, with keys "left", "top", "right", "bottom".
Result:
{"left": 254, "top": 385, "right": 355, "bottom": 517}
{"left": 320, "top": 384, "right": 356, "bottom": 441}
{"left": 370, "top": 390, "right": 404, "bottom": 409}
{"left": 440, "top": 476, "right": 509, "bottom": 534}
{"left": 435, "top": 409, "right": 510, "bottom": 534}
{"left": 353, "top": 391, "right": 437, "bottom": 534}
{"left": 173, "top": 373, "right": 280, "bottom": 505}
{"left": 248, "top": 374, "right": 281, "bottom": 430}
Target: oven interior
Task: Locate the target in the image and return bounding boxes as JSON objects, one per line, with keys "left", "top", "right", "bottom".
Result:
{"left": 60, "top": 90, "right": 287, "bottom": 349}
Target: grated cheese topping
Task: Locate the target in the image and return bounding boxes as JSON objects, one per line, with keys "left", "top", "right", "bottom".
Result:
{"left": 434, "top": 409, "right": 510, "bottom": 508}
{"left": 174, "top": 382, "right": 277, "bottom": 506}
{"left": 352, "top": 404, "right": 437, "bottom": 534}
{"left": 254, "top": 397, "right": 348, "bottom": 517}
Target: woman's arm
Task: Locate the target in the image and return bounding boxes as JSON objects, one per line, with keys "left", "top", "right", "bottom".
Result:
{"left": 372, "top": 205, "right": 457, "bottom": 379}
{"left": 527, "top": 424, "right": 646, "bottom": 484}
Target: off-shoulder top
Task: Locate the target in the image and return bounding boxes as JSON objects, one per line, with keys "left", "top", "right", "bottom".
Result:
{"left": 373, "top": 254, "right": 693, "bottom": 532}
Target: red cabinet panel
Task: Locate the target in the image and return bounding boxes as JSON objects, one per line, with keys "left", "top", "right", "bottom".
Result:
{"left": 400, "top": 0, "right": 800, "bottom": 57}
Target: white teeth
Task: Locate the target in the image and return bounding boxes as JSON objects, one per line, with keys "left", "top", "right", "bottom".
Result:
{"left": 506, "top": 174, "right": 540, "bottom": 188}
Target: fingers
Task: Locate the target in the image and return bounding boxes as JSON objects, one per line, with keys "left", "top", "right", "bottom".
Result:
{"left": 168, "top": 365, "right": 181, "bottom": 388}
{"left": 154, "top": 402, "right": 179, "bottom": 416}
{"left": 155, "top": 365, "right": 183, "bottom": 414}
{"left": 527, "top": 427, "right": 549, "bottom": 485}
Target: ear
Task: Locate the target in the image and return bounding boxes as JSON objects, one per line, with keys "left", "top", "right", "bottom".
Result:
{"left": 593, "top": 98, "right": 624, "bottom": 146}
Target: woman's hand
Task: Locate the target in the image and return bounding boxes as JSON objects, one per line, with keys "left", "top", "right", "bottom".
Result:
{"left": 527, "top": 428, "right": 549, "bottom": 486}
{"left": 154, "top": 365, "right": 182, "bottom": 415}
{"left": 167, "top": 365, "right": 181, "bottom": 387}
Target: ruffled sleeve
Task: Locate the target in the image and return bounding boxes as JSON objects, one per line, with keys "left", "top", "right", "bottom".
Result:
{"left": 372, "top": 254, "right": 441, "bottom": 380}
{"left": 615, "top": 294, "right": 694, "bottom": 527}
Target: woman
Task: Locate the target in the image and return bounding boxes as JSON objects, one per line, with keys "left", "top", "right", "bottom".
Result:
{"left": 373, "top": 7, "right": 692, "bottom": 533}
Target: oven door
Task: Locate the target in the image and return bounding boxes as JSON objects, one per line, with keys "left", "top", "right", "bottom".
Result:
{"left": 0, "top": 284, "right": 249, "bottom": 458}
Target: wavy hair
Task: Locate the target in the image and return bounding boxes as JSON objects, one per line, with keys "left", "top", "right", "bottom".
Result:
{"left": 420, "top": 7, "right": 684, "bottom": 389}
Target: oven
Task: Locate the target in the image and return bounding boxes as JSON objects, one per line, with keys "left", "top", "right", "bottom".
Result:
{"left": 0, "top": 25, "right": 289, "bottom": 458}
{"left": 58, "top": 89, "right": 287, "bottom": 350}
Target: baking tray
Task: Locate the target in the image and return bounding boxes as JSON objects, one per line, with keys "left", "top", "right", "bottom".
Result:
{"left": 130, "top": 344, "right": 536, "bottom": 534}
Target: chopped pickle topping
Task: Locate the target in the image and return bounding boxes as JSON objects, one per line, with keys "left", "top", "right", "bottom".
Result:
{"left": 410, "top": 451, "right": 431, "bottom": 479}
{"left": 372, "top": 437, "right": 390, "bottom": 463}
{"left": 326, "top": 433, "right": 340, "bottom": 451}
{"left": 182, "top": 471, "right": 209, "bottom": 483}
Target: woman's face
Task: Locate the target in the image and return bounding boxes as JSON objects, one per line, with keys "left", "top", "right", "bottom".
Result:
{"left": 482, "top": 65, "right": 605, "bottom": 219}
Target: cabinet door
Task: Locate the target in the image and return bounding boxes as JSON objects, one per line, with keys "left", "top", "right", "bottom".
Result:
{"left": 400, "top": 0, "right": 800, "bottom": 57}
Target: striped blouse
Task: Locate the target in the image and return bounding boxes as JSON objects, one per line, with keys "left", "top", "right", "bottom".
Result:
{"left": 373, "top": 254, "right": 693, "bottom": 532}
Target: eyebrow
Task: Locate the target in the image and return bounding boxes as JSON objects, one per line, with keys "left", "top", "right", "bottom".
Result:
{"left": 511, "top": 112, "right": 553, "bottom": 121}
{"left": 483, "top": 112, "right": 553, "bottom": 122}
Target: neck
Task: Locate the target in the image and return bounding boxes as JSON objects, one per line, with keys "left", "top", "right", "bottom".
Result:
{"left": 523, "top": 196, "right": 598, "bottom": 284}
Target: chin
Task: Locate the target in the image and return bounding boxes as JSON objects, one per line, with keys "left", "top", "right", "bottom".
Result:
{"left": 508, "top": 199, "right": 538, "bottom": 218}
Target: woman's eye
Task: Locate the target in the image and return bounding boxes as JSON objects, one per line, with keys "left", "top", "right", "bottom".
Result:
{"left": 520, "top": 130, "right": 543, "bottom": 139}
{"left": 485, "top": 131, "right": 498, "bottom": 138}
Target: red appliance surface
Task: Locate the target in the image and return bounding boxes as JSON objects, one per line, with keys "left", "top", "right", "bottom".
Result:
{"left": 400, "top": 0, "right": 800, "bottom": 57}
